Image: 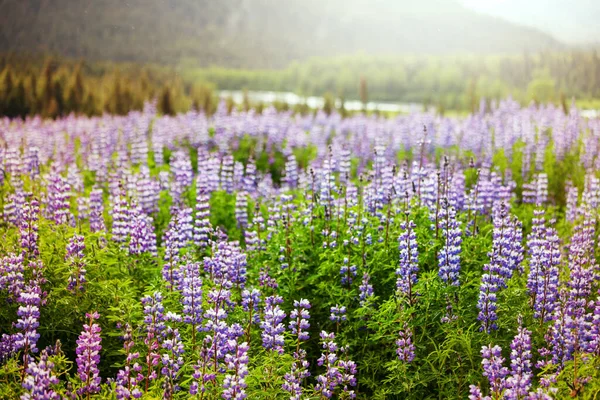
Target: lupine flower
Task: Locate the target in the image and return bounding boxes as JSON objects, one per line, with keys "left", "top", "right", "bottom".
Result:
{"left": 338, "top": 351, "right": 358, "bottom": 399}
{"left": 481, "top": 345, "right": 508, "bottom": 397}
{"left": 21, "top": 348, "right": 61, "bottom": 400}
{"left": 111, "top": 190, "right": 130, "bottom": 244}
{"left": 314, "top": 331, "right": 357, "bottom": 398}
{"left": 283, "top": 349, "right": 311, "bottom": 400}
{"left": 194, "top": 186, "right": 212, "bottom": 248}
{"left": 76, "top": 312, "right": 102, "bottom": 396}
{"left": 315, "top": 331, "right": 340, "bottom": 398}
{"left": 190, "top": 338, "right": 216, "bottom": 396}
{"left": 477, "top": 202, "right": 515, "bottom": 333}
{"left": 222, "top": 324, "right": 249, "bottom": 400}
{"left": 260, "top": 295, "right": 286, "bottom": 353}
{"left": 0, "top": 253, "right": 25, "bottom": 302}
{"left": 141, "top": 293, "right": 165, "bottom": 389}
{"left": 115, "top": 324, "right": 142, "bottom": 400}
{"left": 128, "top": 205, "right": 157, "bottom": 256}
{"left": 358, "top": 273, "right": 374, "bottom": 306}
{"left": 66, "top": 234, "right": 86, "bottom": 293}
{"left": 19, "top": 198, "right": 40, "bottom": 258}
{"left": 396, "top": 217, "right": 419, "bottom": 302}
{"left": 330, "top": 305, "right": 347, "bottom": 324}
{"left": 220, "top": 155, "right": 235, "bottom": 193}
{"left": 258, "top": 266, "right": 278, "bottom": 290}
{"left": 89, "top": 188, "right": 106, "bottom": 233}
{"left": 505, "top": 321, "right": 532, "bottom": 399}
{"left": 396, "top": 324, "right": 415, "bottom": 363}
{"left": 527, "top": 220, "right": 560, "bottom": 323}
{"left": 180, "top": 262, "right": 203, "bottom": 344}
{"left": 438, "top": 199, "right": 461, "bottom": 286}
{"left": 14, "top": 287, "right": 42, "bottom": 355}
{"left": 468, "top": 384, "right": 486, "bottom": 400}
{"left": 285, "top": 154, "right": 299, "bottom": 189}
{"left": 46, "top": 172, "right": 73, "bottom": 225}
{"left": 161, "top": 327, "right": 185, "bottom": 398}
{"left": 241, "top": 288, "right": 261, "bottom": 325}
{"left": 290, "top": 299, "right": 311, "bottom": 342}
{"left": 235, "top": 191, "right": 249, "bottom": 228}
{"left": 0, "top": 333, "right": 20, "bottom": 363}
{"left": 340, "top": 257, "right": 357, "bottom": 286}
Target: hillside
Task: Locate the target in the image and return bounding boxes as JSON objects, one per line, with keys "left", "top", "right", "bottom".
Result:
{"left": 0, "top": 0, "right": 563, "bottom": 68}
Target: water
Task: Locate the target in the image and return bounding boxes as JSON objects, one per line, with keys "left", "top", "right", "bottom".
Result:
{"left": 219, "top": 90, "right": 600, "bottom": 118}
{"left": 218, "top": 90, "right": 423, "bottom": 113}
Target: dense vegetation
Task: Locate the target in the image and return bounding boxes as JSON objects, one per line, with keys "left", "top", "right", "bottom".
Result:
{"left": 4, "top": 50, "right": 600, "bottom": 120}
{"left": 0, "top": 0, "right": 560, "bottom": 68}
{"left": 2, "top": 100, "right": 600, "bottom": 399}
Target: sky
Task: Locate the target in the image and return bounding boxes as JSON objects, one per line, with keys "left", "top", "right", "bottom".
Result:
{"left": 460, "top": 0, "right": 600, "bottom": 44}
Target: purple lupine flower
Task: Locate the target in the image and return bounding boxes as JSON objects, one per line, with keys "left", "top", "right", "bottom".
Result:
{"left": 0, "top": 253, "right": 25, "bottom": 302}
{"left": 235, "top": 191, "right": 249, "bottom": 228}
{"left": 285, "top": 154, "right": 299, "bottom": 189}
{"left": 505, "top": 322, "right": 533, "bottom": 399}
{"left": 220, "top": 155, "right": 235, "bottom": 193}
{"left": 111, "top": 190, "right": 130, "bottom": 244}
{"left": 135, "top": 167, "right": 160, "bottom": 215}
{"left": 283, "top": 300, "right": 311, "bottom": 399}
{"left": 481, "top": 345, "right": 508, "bottom": 397}
{"left": 290, "top": 299, "right": 311, "bottom": 342}
{"left": 46, "top": 172, "right": 72, "bottom": 225}
{"left": 477, "top": 272, "right": 501, "bottom": 333}
{"left": 258, "top": 266, "right": 278, "bottom": 290}
{"left": 241, "top": 288, "right": 261, "bottom": 325}
{"left": 283, "top": 349, "right": 311, "bottom": 400}
{"left": 161, "top": 327, "right": 185, "bottom": 398}
{"left": 128, "top": 205, "right": 157, "bottom": 256}
{"left": 77, "top": 197, "right": 90, "bottom": 222}
{"left": 260, "top": 295, "right": 286, "bottom": 354}
{"left": 222, "top": 324, "right": 249, "bottom": 400}
{"left": 141, "top": 292, "right": 165, "bottom": 389}
{"left": 468, "top": 384, "right": 486, "bottom": 400}
{"left": 315, "top": 331, "right": 341, "bottom": 398}
{"left": 193, "top": 186, "right": 212, "bottom": 248}
{"left": 396, "top": 217, "right": 419, "bottom": 302}
{"left": 170, "top": 150, "right": 193, "bottom": 204}
{"left": 180, "top": 262, "right": 203, "bottom": 345}
{"left": 0, "top": 333, "right": 20, "bottom": 363}
{"left": 89, "top": 188, "right": 106, "bottom": 233}
{"left": 340, "top": 257, "right": 357, "bottom": 286}
{"left": 565, "top": 183, "right": 578, "bottom": 223}
{"left": 66, "top": 234, "right": 86, "bottom": 293}
{"left": 396, "top": 324, "right": 415, "bottom": 363}
{"left": 21, "top": 348, "right": 61, "bottom": 400}
{"left": 338, "top": 350, "right": 358, "bottom": 399}
{"left": 190, "top": 338, "right": 216, "bottom": 396}
{"left": 162, "top": 228, "right": 182, "bottom": 289}
{"left": 115, "top": 324, "right": 142, "bottom": 400}
{"left": 4, "top": 191, "right": 25, "bottom": 226}
{"left": 477, "top": 202, "right": 514, "bottom": 333}
{"left": 76, "top": 312, "right": 102, "bottom": 396}
{"left": 203, "top": 283, "right": 232, "bottom": 379}
{"left": 14, "top": 286, "right": 42, "bottom": 355}
{"left": 528, "top": 223, "right": 560, "bottom": 323}
{"left": 19, "top": 198, "right": 40, "bottom": 258}
{"left": 438, "top": 199, "right": 461, "bottom": 286}
{"left": 329, "top": 305, "right": 347, "bottom": 324}
{"left": 359, "top": 273, "right": 374, "bottom": 306}
{"left": 526, "top": 209, "right": 546, "bottom": 299}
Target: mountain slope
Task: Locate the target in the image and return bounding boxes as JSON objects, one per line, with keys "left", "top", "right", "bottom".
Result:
{"left": 0, "top": 0, "right": 563, "bottom": 68}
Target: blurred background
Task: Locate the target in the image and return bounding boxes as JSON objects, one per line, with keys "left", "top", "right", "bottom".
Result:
{"left": 0, "top": 0, "right": 599, "bottom": 118}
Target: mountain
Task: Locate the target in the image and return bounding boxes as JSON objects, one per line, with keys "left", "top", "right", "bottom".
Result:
{"left": 0, "top": 0, "right": 563, "bottom": 68}
{"left": 460, "top": 0, "right": 600, "bottom": 45}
